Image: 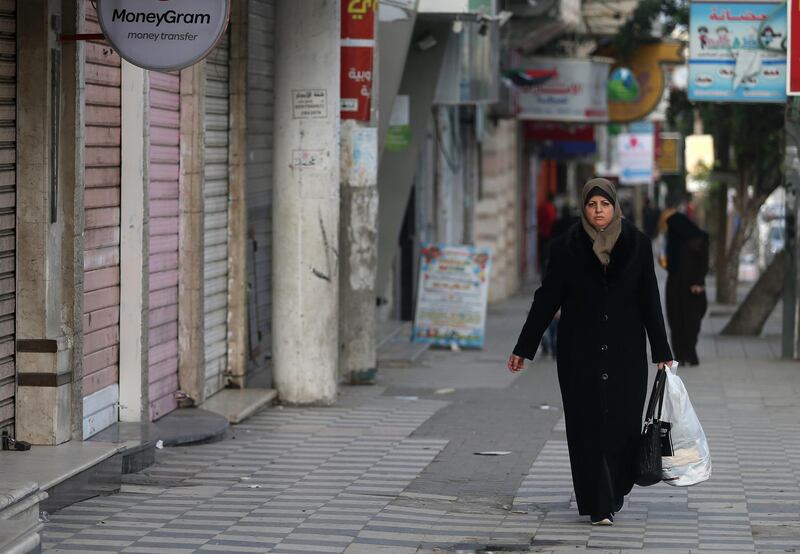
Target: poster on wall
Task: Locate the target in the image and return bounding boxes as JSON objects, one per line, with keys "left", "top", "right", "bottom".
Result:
{"left": 412, "top": 244, "right": 492, "bottom": 349}
{"left": 515, "top": 58, "right": 611, "bottom": 122}
{"left": 341, "top": 0, "right": 377, "bottom": 120}
{"left": 618, "top": 132, "right": 655, "bottom": 185}
{"left": 689, "top": 1, "right": 787, "bottom": 103}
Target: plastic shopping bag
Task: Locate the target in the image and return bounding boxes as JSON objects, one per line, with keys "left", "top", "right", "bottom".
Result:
{"left": 659, "top": 364, "right": 711, "bottom": 486}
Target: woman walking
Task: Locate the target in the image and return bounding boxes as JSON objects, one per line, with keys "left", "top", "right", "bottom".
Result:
{"left": 508, "top": 178, "right": 673, "bottom": 526}
{"left": 660, "top": 209, "right": 709, "bottom": 366}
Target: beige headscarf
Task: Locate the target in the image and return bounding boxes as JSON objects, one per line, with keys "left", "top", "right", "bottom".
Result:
{"left": 580, "top": 178, "right": 622, "bottom": 266}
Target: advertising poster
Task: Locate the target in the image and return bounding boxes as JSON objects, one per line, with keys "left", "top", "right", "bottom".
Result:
{"left": 689, "top": 1, "right": 787, "bottom": 103}
{"left": 516, "top": 58, "right": 611, "bottom": 122}
{"left": 412, "top": 244, "right": 492, "bottom": 349}
{"left": 618, "top": 132, "right": 655, "bottom": 185}
{"left": 341, "top": 0, "right": 377, "bottom": 120}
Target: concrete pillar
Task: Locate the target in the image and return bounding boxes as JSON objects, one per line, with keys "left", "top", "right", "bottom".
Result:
{"left": 339, "top": 121, "right": 378, "bottom": 384}
{"left": 178, "top": 63, "right": 206, "bottom": 405}
{"left": 227, "top": 1, "right": 248, "bottom": 386}
{"left": 118, "top": 62, "right": 149, "bottom": 421}
{"left": 16, "top": 0, "right": 83, "bottom": 444}
{"left": 273, "top": 0, "right": 341, "bottom": 404}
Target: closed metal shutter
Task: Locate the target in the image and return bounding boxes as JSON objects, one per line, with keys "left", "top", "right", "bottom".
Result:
{"left": 82, "top": 1, "right": 120, "bottom": 438}
{"left": 246, "top": 0, "right": 274, "bottom": 378}
{"left": 203, "top": 32, "right": 230, "bottom": 398}
{"left": 148, "top": 70, "right": 180, "bottom": 420}
{"left": 0, "top": 0, "right": 14, "bottom": 438}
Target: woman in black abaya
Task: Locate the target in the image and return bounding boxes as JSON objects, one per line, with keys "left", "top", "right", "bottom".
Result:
{"left": 508, "top": 178, "right": 673, "bottom": 526}
{"left": 660, "top": 210, "right": 709, "bottom": 366}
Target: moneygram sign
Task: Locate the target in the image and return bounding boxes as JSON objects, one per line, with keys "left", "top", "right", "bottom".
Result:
{"left": 97, "top": 0, "right": 230, "bottom": 71}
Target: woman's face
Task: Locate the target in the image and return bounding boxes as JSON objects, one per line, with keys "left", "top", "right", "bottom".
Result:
{"left": 585, "top": 195, "right": 614, "bottom": 230}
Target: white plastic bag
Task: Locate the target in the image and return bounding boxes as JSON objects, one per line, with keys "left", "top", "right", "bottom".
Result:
{"left": 659, "top": 364, "right": 711, "bottom": 486}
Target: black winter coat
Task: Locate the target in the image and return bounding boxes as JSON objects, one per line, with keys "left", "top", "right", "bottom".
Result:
{"left": 513, "top": 219, "right": 672, "bottom": 516}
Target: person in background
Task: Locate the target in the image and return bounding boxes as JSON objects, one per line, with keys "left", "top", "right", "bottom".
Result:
{"left": 509, "top": 178, "right": 673, "bottom": 526}
{"left": 643, "top": 196, "right": 661, "bottom": 240}
{"left": 552, "top": 203, "right": 578, "bottom": 240}
{"left": 659, "top": 208, "right": 709, "bottom": 366}
{"left": 537, "top": 192, "right": 557, "bottom": 275}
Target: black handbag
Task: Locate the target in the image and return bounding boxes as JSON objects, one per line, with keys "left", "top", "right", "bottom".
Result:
{"left": 635, "top": 368, "right": 667, "bottom": 486}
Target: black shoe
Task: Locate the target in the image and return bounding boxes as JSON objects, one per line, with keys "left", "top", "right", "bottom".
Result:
{"left": 590, "top": 513, "right": 614, "bottom": 526}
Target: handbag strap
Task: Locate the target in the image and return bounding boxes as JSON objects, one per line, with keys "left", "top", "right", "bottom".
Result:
{"left": 645, "top": 368, "right": 667, "bottom": 421}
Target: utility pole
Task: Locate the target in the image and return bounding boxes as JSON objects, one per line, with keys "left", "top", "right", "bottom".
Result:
{"left": 339, "top": 2, "right": 379, "bottom": 384}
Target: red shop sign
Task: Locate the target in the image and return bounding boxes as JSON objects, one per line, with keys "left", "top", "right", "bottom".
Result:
{"left": 341, "top": 47, "right": 373, "bottom": 120}
{"left": 341, "top": 0, "right": 376, "bottom": 120}
{"left": 790, "top": 0, "right": 800, "bottom": 95}
{"left": 342, "top": 0, "right": 376, "bottom": 40}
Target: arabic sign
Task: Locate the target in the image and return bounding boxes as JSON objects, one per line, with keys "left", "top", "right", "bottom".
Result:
{"left": 618, "top": 132, "right": 655, "bottom": 185}
{"left": 341, "top": 0, "right": 376, "bottom": 120}
{"left": 96, "top": 0, "right": 230, "bottom": 71}
{"left": 412, "top": 244, "right": 492, "bottom": 349}
{"left": 293, "top": 90, "right": 328, "bottom": 119}
{"left": 789, "top": 0, "right": 800, "bottom": 94}
{"left": 516, "top": 57, "right": 610, "bottom": 122}
{"left": 689, "top": 1, "right": 786, "bottom": 103}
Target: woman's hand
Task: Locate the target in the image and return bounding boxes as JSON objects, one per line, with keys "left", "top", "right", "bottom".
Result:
{"left": 657, "top": 360, "right": 674, "bottom": 370}
{"left": 508, "top": 354, "right": 525, "bottom": 373}
{"left": 690, "top": 285, "right": 705, "bottom": 294}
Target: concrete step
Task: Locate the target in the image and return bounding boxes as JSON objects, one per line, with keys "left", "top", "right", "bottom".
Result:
{"left": 376, "top": 319, "right": 408, "bottom": 349}
{"left": 377, "top": 321, "right": 431, "bottom": 369}
{"left": 0, "top": 481, "right": 48, "bottom": 554}
{"left": 0, "top": 441, "right": 127, "bottom": 514}
{"left": 201, "top": 388, "right": 278, "bottom": 423}
{"left": 0, "top": 519, "right": 42, "bottom": 554}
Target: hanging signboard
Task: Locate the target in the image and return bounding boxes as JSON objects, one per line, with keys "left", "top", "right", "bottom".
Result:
{"left": 412, "top": 244, "right": 492, "bottom": 349}
{"left": 516, "top": 58, "right": 611, "bottom": 122}
{"left": 386, "top": 95, "right": 411, "bottom": 151}
{"left": 96, "top": 0, "right": 230, "bottom": 71}
{"left": 688, "top": 1, "right": 787, "bottom": 103}
{"left": 341, "top": 0, "right": 377, "bottom": 120}
{"left": 598, "top": 42, "right": 684, "bottom": 123}
{"left": 657, "top": 132, "right": 682, "bottom": 175}
{"left": 618, "top": 132, "right": 655, "bottom": 185}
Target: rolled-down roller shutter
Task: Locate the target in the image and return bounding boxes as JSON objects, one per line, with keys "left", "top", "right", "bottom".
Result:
{"left": 82, "top": 0, "right": 121, "bottom": 438}
{"left": 245, "top": 0, "right": 274, "bottom": 380}
{"left": 148, "top": 70, "right": 180, "bottom": 421}
{"left": 0, "top": 0, "right": 15, "bottom": 439}
{"left": 203, "top": 33, "right": 230, "bottom": 399}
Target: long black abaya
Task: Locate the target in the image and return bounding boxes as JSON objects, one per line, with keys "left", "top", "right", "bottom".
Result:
{"left": 513, "top": 220, "right": 672, "bottom": 516}
{"left": 664, "top": 213, "right": 709, "bottom": 365}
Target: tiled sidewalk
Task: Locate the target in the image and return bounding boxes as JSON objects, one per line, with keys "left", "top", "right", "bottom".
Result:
{"left": 41, "top": 282, "right": 800, "bottom": 553}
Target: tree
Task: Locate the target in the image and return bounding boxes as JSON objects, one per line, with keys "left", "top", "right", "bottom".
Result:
{"left": 721, "top": 250, "right": 785, "bottom": 335}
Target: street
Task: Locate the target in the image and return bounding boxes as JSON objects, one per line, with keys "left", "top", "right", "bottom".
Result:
{"left": 40, "top": 281, "right": 800, "bottom": 553}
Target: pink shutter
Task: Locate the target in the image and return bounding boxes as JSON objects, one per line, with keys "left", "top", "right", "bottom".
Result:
{"left": 147, "top": 71, "right": 181, "bottom": 420}
{"left": 82, "top": 1, "right": 121, "bottom": 437}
